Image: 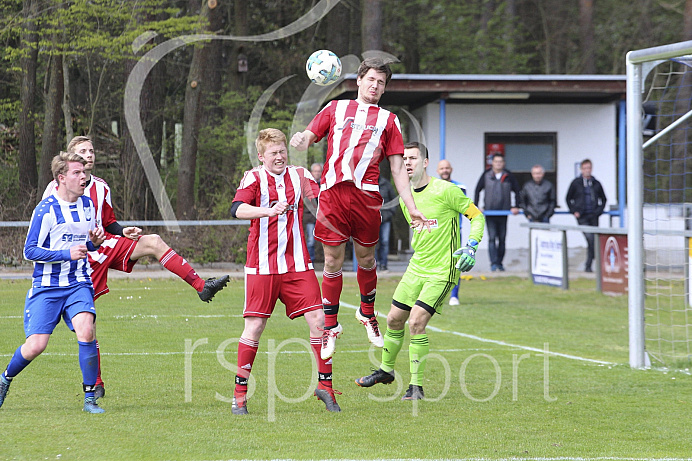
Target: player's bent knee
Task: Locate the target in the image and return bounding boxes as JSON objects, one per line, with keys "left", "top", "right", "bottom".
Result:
{"left": 139, "top": 234, "right": 170, "bottom": 258}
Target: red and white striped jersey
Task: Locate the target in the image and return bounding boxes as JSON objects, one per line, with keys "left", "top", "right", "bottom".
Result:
{"left": 307, "top": 99, "right": 404, "bottom": 193}
{"left": 43, "top": 175, "right": 118, "bottom": 235}
{"left": 233, "top": 165, "right": 320, "bottom": 275}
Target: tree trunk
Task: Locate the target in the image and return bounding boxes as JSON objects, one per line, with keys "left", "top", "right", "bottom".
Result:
{"left": 361, "top": 0, "right": 383, "bottom": 52}
{"left": 177, "top": 1, "right": 212, "bottom": 219}
{"left": 684, "top": 0, "right": 692, "bottom": 40}
{"left": 39, "top": 54, "right": 64, "bottom": 190}
{"left": 327, "top": 2, "right": 351, "bottom": 56}
{"left": 579, "top": 0, "right": 595, "bottom": 73}
{"left": 401, "top": 2, "right": 420, "bottom": 73}
{"left": 198, "top": 0, "right": 225, "bottom": 211}
{"left": 62, "top": 53, "right": 73, "bottom": 144}
{"left": 18, "top": 0, "right": 39, "bottom": 205}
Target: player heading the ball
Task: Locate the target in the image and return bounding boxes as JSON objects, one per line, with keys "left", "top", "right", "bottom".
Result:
{"left": 291, "top": 58, "right": 429, "bottom": 360}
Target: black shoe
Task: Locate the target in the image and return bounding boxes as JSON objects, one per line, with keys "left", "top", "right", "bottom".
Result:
{"left": 314, "top": 387, "right": 342, "bottom": 412}
{"left": 198, "top": 275, "right": 230, "bottom": 302}
{"left": 94, "top": 384, "right": 105, "bottom": 400}
{"left": 355, "top": 368, "right": 395, "bottom": 387}
{"left": 232, "top": 394, "right": 248, "bottom": 415}
{"left": 584, "top": 266, "right": 593, "bottom": 273}
{"left": 402, "top": 384, "right": 424, "bottom": 400}
{"left": 497, "top": 265, "right": 505, "bottom": 272}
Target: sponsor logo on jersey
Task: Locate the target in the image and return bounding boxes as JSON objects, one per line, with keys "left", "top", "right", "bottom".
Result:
{"left": 338, "top": 117, "right": 380, "bottom": 134}
{"left": 62, "top": 233, "right": 88, "bottom": 242}
{"left": 426, "top": 219, "right": 439, "bottom": 229}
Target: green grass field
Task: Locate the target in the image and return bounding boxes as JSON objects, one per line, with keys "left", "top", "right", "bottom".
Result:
{"left": 0, "top": 275, "right": 690, "bottom": 460}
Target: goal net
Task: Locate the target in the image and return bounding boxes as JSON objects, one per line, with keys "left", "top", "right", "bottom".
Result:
{"left": 627, "top": 40, "right": 692, "bottom": 369}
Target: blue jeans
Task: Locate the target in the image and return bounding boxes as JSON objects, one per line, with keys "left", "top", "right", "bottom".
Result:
{"left": 486, "top": 215, "right": 508, "bottom": 267}
{"left": 305, "top": 222, "right": 316, "bottom": 261}
{"left": 377, "top": 220, "right": 391, "bottom": 269}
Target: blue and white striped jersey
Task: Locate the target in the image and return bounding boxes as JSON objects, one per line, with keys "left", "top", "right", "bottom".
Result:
{"left": 24, "top": 194, "right": 98, "bottom": 288}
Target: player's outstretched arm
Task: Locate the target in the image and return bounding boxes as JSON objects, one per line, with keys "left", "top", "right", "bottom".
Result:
{"left": 389, "top": 154, "right": 429, "bottom": 232}
{"left": 289, "top": 130, "right": 317, "bottom": 151}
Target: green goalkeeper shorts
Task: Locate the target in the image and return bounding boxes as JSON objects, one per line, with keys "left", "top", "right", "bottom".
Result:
{"left": 392, "top": 270, "right": 455, "bottom": 315}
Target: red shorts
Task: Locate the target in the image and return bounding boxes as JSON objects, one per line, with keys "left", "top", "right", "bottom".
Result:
{"left": 315, "top": 181, "right": 383, "bottom": 247}
{"left": 88, "top": 234, "right": 139, "bottom": 300}
{"left": 243, "top": 270, "right": 322, "bottom": 319}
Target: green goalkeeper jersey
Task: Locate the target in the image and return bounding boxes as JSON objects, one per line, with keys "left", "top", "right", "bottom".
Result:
{"left": 400, "top": 177, "right": 485, "bottom": 281}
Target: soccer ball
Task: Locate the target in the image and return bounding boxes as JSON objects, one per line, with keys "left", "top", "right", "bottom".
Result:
{"left": 305, "top": 50, "right": 342, "bottom": 86}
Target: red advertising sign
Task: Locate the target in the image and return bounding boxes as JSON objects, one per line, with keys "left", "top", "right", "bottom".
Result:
{"left": 600, "top": 234, "right": 628, "bottom": 296}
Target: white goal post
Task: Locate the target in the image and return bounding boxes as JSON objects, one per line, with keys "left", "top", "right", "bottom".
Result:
{"left": 626, "top": 40, "right": 692, "bottom": 369}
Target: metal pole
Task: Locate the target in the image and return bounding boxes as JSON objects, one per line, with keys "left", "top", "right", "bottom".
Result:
{"left": 618, "top": 100, "right": 627, "bottom": 228}
{"left": 626, "top": 52, "right": 646, "bottom": 369}
{"left": 439, "top": 98, "right": 447, "bottom": 160}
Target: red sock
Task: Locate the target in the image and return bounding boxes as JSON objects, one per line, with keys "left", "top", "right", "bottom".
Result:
{"left": 321, "top": 270, "right": 343, "bottom": 329}
{"left": 235, "top": 337, "right": 259, "bottom": 395}
{"left": 159, "top": 249, "right": 205, "bottom": 291}
{"left": 95, "top": 340, "right": 104, "bottom": 387}
{"left": 311, "top": 337, "right": 333, "bottom": 389}
{"left": 357, "top": 263, "right": 377, "bottom": 317}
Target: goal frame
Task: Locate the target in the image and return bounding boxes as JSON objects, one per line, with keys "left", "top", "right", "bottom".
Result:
{"left": 626, "top": 39, "right": 692, "bottom": 368}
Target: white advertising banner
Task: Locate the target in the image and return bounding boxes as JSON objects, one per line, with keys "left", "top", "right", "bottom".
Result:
{"left": 531, "top": 229, "right": 564, "bottom": 287}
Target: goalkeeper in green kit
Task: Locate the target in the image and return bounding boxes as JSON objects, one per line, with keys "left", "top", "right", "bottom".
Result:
{"left": 355, "top": 142, "right": 485, "bottom": 400}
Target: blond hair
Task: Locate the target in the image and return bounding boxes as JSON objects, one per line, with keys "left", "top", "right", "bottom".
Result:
{"left": 67, "top": 135, "right": 93, "bottom": 153}
{"left": 51, "top": 151, "right": 86, "bottom": 181}
{"left": 255, "top": 128, "right": 287, "bottom": 155}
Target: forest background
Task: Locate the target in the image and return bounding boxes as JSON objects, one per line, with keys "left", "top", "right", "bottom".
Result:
{"left": 0, "top": 0, "right": 690, "bottom": 264}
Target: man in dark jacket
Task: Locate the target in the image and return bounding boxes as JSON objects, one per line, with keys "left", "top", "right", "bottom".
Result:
{"left": 519, "top": 164, "right": 556, "bottom": 223}
{"left": 565, "top": 159, "right": 607, "bottom": 272}
{"left": 474, "top": 154, "right": 520, "bottom": 271}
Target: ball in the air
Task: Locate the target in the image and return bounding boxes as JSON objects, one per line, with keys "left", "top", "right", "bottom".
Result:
{"left": 305, "top": 50, "right": 342, "bottom": 86}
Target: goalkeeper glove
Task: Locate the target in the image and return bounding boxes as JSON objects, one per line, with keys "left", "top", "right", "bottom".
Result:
{"left": 453, "top": 239, "right": 479, "bottom": 272}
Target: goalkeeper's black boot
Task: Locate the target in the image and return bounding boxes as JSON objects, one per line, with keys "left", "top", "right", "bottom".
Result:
{"left": 355, "top": 368, "right": 394, "bottom": 387}
{"left": 402, "top": 384, "right": 424, "bottom": 400}
{"left": 198, "top": 275, "right": 230, "bottom": 302}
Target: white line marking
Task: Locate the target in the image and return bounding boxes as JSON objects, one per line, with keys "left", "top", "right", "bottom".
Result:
{"left": 340, "top": 301, "right": 617, "bottom": 365}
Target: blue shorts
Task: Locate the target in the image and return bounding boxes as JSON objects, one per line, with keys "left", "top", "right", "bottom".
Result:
{"left": 24, "top": 284, "right": 96, "bottom": 337}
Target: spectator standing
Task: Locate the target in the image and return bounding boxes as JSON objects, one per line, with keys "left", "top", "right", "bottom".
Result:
{"left": 518, "top": 164, "right": 556, "bottom": 223}
{"left": 565, "top": 159, "right": 607, "bottom": 272}
{"left": 303, "top": 162, "right": 323, "bottom": 262}
{"left": 437, "top": 159, "right": 466, "bottom": 305}
{"left": 474, "top": 154, "right": 520, "bottom": 272}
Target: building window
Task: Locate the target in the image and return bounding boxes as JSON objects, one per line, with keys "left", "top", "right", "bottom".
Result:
{"left": 484, "top": 133, "right": 557, "bottom": 191}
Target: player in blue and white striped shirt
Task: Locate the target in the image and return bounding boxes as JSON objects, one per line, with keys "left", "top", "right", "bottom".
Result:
{"left": 0, "top": 152, "right": 106, "bottom": 414}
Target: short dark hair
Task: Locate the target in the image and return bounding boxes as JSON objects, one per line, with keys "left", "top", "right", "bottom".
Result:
{"left": 581, "top": 159, "right": 592, "bottom": 167}
{"left": 404, "top": 141, "right": 428, "bottom": 160}
{"left": 357, "top": 58, "right": 393, "bottom": 85}
{"left": 492, "top": 153, "right": 505, "bottom": 162}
